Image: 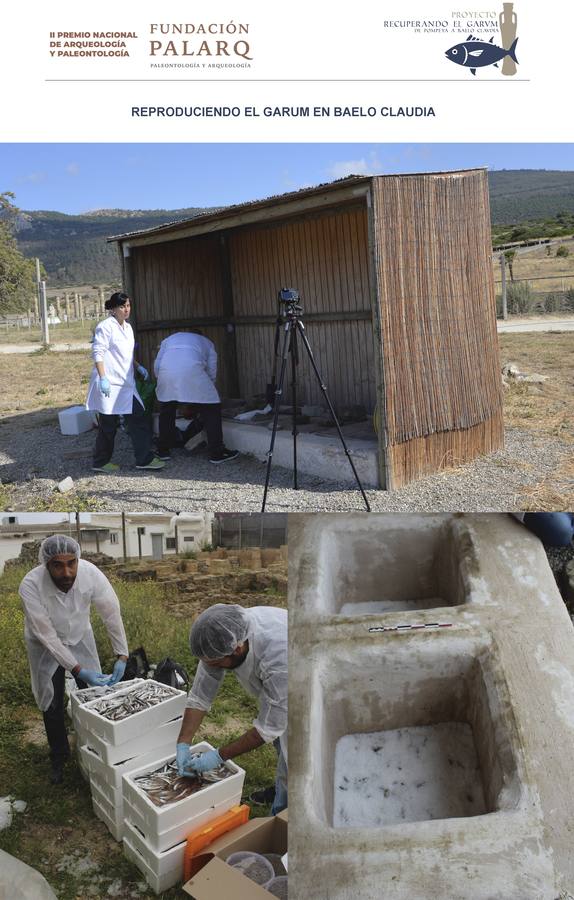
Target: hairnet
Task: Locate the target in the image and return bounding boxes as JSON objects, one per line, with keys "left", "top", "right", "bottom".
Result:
{"left": 190, "top": 603, "right": 249, "bottom": 659}
{"left": 38, "top": 535, "right": 82, "bottom": 565}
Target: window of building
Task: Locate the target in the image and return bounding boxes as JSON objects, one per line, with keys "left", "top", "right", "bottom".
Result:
{"left": 110, "top": 533, "right": 119, "bottom": 544}
{"left": 184, "top": 536, "right": 195, "bottom": 542}
{"left": 166, "top": 538, "right": 176, "bottom": 550}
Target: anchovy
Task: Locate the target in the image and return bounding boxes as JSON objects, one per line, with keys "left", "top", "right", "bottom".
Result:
{"left": 133, "top": 759, "right": 232, "bottom": 807}
{"left": 88, "top": 682, "right": 176, "bottom": 721}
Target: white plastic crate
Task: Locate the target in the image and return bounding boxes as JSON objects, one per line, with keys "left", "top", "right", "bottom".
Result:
{"left": 76, "top": 680, "right": 186, "bottom": 746}
{"left": 90, "top": 772, "right": 118, "bottom": 808}
{"left": 79, "top": 741, "right": 177, "bottom": 794}
{"left": 58, "top": 405, "right": 96, "bottom": 435}
{"left": 122, "top": 743, "right": 245, "bottom": 839}
{"left": 83, "top": 715, "right": 183, "bottom": 766}
{"left": 71, "top": 679, "right": 144, "bottom": 725}
{"left": 123, "top": 820, "right": 186, "bottom": 895}
{"left": 92, "top": 782, "right": 124, "bottom": 842}
{"left": 123, "top": 783, "right": 243, "bottom": 853}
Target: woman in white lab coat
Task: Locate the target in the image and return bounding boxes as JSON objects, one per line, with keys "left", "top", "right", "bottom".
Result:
{"left": 153, "top": 329, "right": 238, "bottom": 464}
{"left": 175, "top": 603, "right": 288, "bottom": 814}
{"left": 86, "top": 292, "right": 164, "bottom": 472}
{"left": 19, "top": 535, "right": 129, "bottom": 784}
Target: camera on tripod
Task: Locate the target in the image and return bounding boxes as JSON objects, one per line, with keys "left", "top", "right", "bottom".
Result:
{"left": 278, "top": 287, "right": 302, "bottom": 317}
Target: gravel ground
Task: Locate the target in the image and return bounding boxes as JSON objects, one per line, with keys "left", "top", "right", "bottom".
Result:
{"left": 0, "top": 412, "right": 570, "bottom": 512}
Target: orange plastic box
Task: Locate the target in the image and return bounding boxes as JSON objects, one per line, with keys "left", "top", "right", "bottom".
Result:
{"left": 183, "top": 804, "right": 251, "bottom": 881}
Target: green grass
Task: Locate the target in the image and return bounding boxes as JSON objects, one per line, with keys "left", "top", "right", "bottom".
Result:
{"left": 0, "top": 567, "right": 279, "bottom": 899}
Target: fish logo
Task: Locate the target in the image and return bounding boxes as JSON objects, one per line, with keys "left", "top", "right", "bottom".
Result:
{"left": 445, "top": 34, "right": 518, "bottom": 76}
{"left": 446, "top": 2, "right": 519, "bottom": 76}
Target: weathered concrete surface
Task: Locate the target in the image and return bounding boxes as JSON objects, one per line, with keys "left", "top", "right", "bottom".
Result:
{"left": 288, "top": 513, "right": 574, "bottom": 899}
{"left": 223, "top": 419, "right": 379, "bottom": 487}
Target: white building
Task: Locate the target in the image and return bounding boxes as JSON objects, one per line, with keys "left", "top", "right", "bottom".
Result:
{"left": 0, "top": 512, "right": 214, "bottom": 572}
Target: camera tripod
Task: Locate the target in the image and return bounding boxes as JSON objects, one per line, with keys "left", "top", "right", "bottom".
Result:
{"left": 261, "top": 290, "right": 371, "bottom": 512}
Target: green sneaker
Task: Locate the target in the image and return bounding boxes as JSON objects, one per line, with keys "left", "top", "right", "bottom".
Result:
{"left": 136, "top": 456, "right": 166, "bottom": 471}
{"left": 92, "top": 462, "right": 120, "bottom": 473}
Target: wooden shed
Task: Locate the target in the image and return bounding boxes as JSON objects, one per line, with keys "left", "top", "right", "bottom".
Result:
{"left": 109, "top": 169, "right": 503, "bottom": 489}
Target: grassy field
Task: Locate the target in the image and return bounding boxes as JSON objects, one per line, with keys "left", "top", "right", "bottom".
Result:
{"left": 0, "top": 565, "right": 283, "bottom": 899}
{"left": 499, "top": 332, "right": 574, "bottom": 509}
{"left": 0, "top": 321, "right": 97, "bottom": 346}
{"left": 492, "top": 238, "right": 574, "bottom": 294}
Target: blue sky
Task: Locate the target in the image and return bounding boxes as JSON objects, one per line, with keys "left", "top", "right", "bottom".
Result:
{"left": 1, "top": 143, "right": 573, "bottom": 214}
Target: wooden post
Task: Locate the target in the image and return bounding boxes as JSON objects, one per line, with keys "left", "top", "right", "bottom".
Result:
{"left": 36, "top": 259, "right": 50, "bottom": 348}
{"left": 220, "top": 234, "right": 241, "bottom": 398}
{"left": 365, "top": 185, "right": 389, "bottom": 490}
{"left": 500, "top": 254, "right": 508, "bottom": 321}
{"left": 122, "top": 511, "right": 128, "bottom": 561}
{"left": 65, "top": 293, "right": 71, "bottom": 325}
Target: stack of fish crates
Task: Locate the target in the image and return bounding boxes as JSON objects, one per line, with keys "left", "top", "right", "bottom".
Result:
{"left": 122, "top": 744, "right": 246, "bottom": 894}
{"left": 71, "top": 679, "right": 187, "bottom": 841}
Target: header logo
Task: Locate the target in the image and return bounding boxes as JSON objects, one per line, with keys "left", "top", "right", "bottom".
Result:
{"left": 445, "top": 3, "right": 518, "bottom": 76}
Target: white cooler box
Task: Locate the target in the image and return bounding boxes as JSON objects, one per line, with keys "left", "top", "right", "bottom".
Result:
{"left": 75, "top": 680, "right": 186, "bottom": 746}
{"left": 91, "top": 778, "right": 125, "bottom": 842}
{"left": 58, "top": 405, "right": 97, "bottom": 435}
{"left": 124, "top": 820, "right": 186, "bottom": 895}
{"left": 122, "top": 744, "right": 246, "bottom": 852}
{"left": 70, "top": 679, "right": 145, "bottom": 725}
{"left": 83, "top": 716, "right": 183, "bottom": 766}
{"left": 79, "top": 741, "right": 177, "bottom": 794}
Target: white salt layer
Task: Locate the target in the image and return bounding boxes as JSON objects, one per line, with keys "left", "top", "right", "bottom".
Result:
{"left": 334, "top": 723, "right": 487, "bottom": 828}
{"left": 339, "top": 597, "right": 444, "bottom": 616}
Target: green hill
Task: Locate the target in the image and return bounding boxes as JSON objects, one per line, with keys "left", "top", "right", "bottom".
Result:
{"left": 12, "top": 170, "right": 574, "bottom": 286}
{"left": 13, "top": 207, "right": 215, "bottom": 286}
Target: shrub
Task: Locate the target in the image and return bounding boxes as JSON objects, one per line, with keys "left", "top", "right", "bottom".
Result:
{"left": 556, "top": 245, "right": 570, "bottom": 258}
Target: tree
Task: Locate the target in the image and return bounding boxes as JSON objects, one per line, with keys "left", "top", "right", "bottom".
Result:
{"left": 503, "top": 249, "right": 517, "bottom": 281}
{"left": 0, "top": 192, "right": 37, "bottom": 313}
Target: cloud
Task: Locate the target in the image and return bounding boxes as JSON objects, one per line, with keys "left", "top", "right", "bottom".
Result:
{"left": 326, "top": 150, "right": 383, "bottom": 180}
{"left": 66, "top": 162, "right": 80, "bottom": 176}
{"left": 18, "top": 171, "right": 47, "bottom": 184}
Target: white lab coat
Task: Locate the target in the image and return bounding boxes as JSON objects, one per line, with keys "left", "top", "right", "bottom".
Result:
{"left": 187, "top": 606, "right": 288, "bottom": 761}
{"left": 19, "top": 560, "right": 129, "bottom": 712}
{"left": 154, "top": 332, "right": 220, "bottom": 405}
{"left": 85, "top": 316, "right": 143, "bottom": 415}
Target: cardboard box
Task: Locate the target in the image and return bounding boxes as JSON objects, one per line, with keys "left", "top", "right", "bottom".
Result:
{"left": 182, "top": 810, "right": 288, "bottom": 900}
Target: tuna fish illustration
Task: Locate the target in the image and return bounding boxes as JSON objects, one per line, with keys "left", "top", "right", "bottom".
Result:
{"left": 445, "top": 35, "right": 518, "bottom": 75}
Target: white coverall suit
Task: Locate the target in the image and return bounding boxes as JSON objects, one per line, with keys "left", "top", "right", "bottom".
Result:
{"left": 187, "top": 606, "right": 288, "bottom": 812}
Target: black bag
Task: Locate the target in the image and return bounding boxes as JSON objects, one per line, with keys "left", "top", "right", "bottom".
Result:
{"left": 122, "top": 646, "right": 150, "bottom": 682}
{"left": 154, "top": 657, "right": 190, "bottom": 691}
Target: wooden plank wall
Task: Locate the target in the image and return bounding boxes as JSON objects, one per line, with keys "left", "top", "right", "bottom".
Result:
{"left": 371, "top": 169, "right": 504, "bottom": 486}
{"left": 229, "top": 204, "right": 375, "bottom": 409}
{"left": 130, "top": 234, "right": 231, "bottom": 394}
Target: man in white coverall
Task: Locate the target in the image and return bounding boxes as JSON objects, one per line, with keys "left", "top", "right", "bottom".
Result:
{"left": 154, "top": 329, "right": 239, "bottom": 464}
{"left": 19, "top": 536, "right": 129, "bottom": 784}
{"left": 176, "top": 603, "right": 288, "bottom": 814}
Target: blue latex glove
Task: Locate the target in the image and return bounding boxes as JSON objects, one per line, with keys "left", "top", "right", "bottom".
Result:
{"left": 176, "top": 742, "right": 191, "bottom": 777}
{"left": 77, "top": 668, "right": 113, "bottom": 687}
{"left": 182, "top": 748, "right": 224, "bottom": 776}
{"left": 136, "top": 364, "right": 149, "bottom": 380}
{"left": 107, "top": 658, "right": 126, "bottom": 686}
{"left": 99, "top": 376, "right": 111, "bottom": 397}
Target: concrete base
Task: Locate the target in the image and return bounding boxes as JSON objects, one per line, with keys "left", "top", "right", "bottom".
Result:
{"left": 223, "top": 420, "right": 379, "bottom": 487}
{"left": 289, "top": 513, "right": 574, "bottom": 900}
